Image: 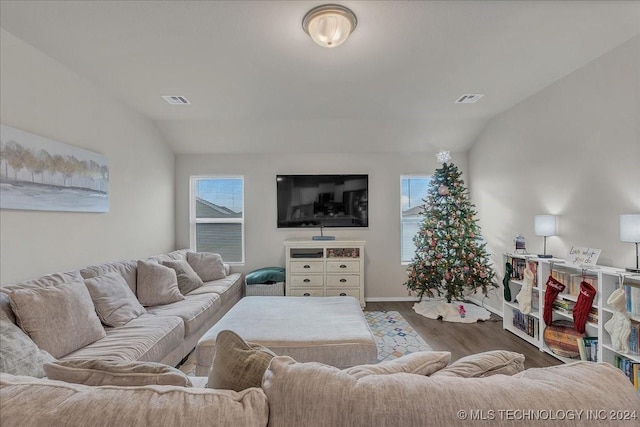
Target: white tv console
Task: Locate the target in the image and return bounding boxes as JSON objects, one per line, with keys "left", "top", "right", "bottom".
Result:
{"left": 284, "top": 239, "right": 366, "bottom": 308}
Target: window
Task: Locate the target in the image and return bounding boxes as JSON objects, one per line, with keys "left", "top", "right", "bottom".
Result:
{"left": 190, "top": 176, "right": 244, "bottom": 264}
{"left": 401, "top": 175, "right": 431, "bottom": 264}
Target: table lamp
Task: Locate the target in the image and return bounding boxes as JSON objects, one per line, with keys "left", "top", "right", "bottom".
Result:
{"left": 534, "top": 215, "right": 557, "bottom": 258}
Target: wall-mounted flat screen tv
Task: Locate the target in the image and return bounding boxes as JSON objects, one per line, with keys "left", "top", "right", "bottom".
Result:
{"left": 276, "top": 174, "right": 368, "bottom": 228}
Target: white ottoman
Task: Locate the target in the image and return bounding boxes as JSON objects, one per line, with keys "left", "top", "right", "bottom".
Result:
{"left": 194, "top": 296, "right": 377, "bottom": 376}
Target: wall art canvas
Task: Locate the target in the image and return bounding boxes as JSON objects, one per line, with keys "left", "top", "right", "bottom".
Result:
{"left": 0, "top": 124, "right": 109, "bottom": 212}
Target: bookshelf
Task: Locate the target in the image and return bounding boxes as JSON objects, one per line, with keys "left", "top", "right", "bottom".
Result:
{"left": 503, "top": 253, "right": 640, "bottom": 387}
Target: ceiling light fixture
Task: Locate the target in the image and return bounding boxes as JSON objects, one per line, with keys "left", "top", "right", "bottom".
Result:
{"left": 302, "top": 4, "right": 357, "bottom": 48}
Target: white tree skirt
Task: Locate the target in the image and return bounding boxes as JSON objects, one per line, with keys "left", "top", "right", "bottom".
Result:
{"left": 413, "top": 299, "right": 491, "bottom": 323}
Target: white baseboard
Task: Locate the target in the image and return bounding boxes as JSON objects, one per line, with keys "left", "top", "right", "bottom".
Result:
{"left": 365, "top": 297, "right": 420, "bottom": 302}
{"left": 466, "top": 296, "right": 503, "bottom": 317}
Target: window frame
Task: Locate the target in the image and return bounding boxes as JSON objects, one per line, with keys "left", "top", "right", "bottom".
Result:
{"left": 189, "top": 175, "right": 245, "bottom": 265}
{"left": 400, "top": 174, "right": 432, "bottom": 265}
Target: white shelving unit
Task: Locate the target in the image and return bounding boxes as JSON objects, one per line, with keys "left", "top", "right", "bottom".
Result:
{"left": 502, "top": 253, "right": 640, "bottom": 371}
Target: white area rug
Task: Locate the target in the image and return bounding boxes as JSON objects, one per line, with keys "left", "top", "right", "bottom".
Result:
{"left": 413, "top": 299, "right": 491, "bottom": 323}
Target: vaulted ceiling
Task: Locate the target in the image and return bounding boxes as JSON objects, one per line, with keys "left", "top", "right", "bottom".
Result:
{"left": 1, "top": 1, "right": 639, "bottom": 154}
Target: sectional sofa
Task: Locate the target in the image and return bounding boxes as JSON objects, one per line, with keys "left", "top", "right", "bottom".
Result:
{"left": 0, "top": 249, "right": 243, "bottom": 370}
{"left": 2, "top": 352, "right": 639, "bottom": 426}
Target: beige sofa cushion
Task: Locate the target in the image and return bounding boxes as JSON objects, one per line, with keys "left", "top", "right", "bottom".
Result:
{"left": 145, "top": 294, "right": 220, "bottom": 337}
{"left": 84, "top": 273, "right": 146, "bottom": 327}
{"left": 136, "top": 260, "right": 184, "bottom": 307}
{"left": 162, "top": 260, "right": 204, "bottom": 295}
{"left": 432, "top": 350, "right": 525, "bottom": 378}
{"left": 44, "top": 359, "right": 192, "bottom": 387}
{"left": 9, "top": 283, "right": 106, "bottom": 358}
{"left": 61, "top": 314, "right": 184, "bottom": 363}
{"left": 344, "top": 351, "right": 451, "bottom": 379}
{"left": 80, "top": 260, "right": 138, "bottom": 293}
{"left": 187, "top": 252, "right": 227, "bottom": 281}
{"left": 0, "top": 373, "right": 269, "bottom": 427}
{"left": 263, "top": 357, "right": 640, "bottom": 427}
{"left": 0, "top": 318, "right": 55, "bottom": 378}
{"left": 208, "top": 330, "right": 277, "bottom": 392}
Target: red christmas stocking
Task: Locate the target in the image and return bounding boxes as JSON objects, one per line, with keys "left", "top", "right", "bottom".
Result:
{"left": 543, "top": 276, "right": 565, "bottom": 326}
{"left": 573, "top": 282, "right": 597, "bottom": 333}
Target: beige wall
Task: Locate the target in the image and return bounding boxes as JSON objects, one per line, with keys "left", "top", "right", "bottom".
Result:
{"left": 469, "top": 35, "right": 640, "bottom": 314}
{"left": 0, "top": 30, "right": 176, "bottom": 284}
{"left": 176, "top": 151, "right": 469, "bottom": 300}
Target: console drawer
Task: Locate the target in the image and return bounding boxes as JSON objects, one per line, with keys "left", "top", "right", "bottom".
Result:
{"left": 289, "top": 275, "right": 324, "bottom": 287}
{"left": 289, "top": 289, "right": 324, "bottom": 297}
{"left": 290, "top": 261, "right": 324, "bottom": 274}
{"left": 325, "top": 288, "right": 360, "bottom": 300}
{"left": 326, "top": 275, "right": 360, "bottom": 288}
{"left": 326, "top": 260, "right": 359, "bottom": 273}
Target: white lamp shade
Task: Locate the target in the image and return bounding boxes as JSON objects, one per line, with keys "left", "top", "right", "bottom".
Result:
{"left": 534, "top": 215, "right": 557, "bottom": 237}
{"left": 620, "top": 214, "right": 640, "bottom": 243}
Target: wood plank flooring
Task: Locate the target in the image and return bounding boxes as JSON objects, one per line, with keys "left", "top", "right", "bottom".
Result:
{"left": 365, "top": 301, "right": 562, "bottom": 369}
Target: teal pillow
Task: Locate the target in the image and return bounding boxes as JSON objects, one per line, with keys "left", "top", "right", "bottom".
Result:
{"left": 246, "top": 267, "right": 286, "bottom": 285}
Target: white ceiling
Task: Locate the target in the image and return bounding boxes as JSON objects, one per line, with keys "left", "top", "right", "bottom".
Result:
{"left": 1, "top": 1, "right": 639, "bottom": 154}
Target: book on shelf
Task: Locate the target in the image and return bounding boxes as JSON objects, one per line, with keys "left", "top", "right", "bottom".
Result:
{"left": 625, "top": 285, "right": 640, "bottom": 317}
{"left": 576, "top": 336, "right": 598, "bottom": 362}
{"left": 507, "top": 257, "right": 537, "bottom": 281}
{"left": 568, "top": 274, "right": 597, "bottom": 297}
{"left": 512, "top": 308, "right": 538, "bottom": 339}
{"left": 627, "top": 320, "right": 639, "bottom": 354}
{"left": 614, "top": 355, "right": 639, "bottom": 392}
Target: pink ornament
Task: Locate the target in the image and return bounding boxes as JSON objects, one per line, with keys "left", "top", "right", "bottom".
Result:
{"left": 438, "top": 185, "right": 450, "bottom": 196}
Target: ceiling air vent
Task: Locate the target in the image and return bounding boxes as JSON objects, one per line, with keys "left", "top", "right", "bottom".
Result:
{"left": 162, "top": 95, "right": 190, "bottom": 105}
{"left": 455, "top": 94, "right": 484, "bottom": 104}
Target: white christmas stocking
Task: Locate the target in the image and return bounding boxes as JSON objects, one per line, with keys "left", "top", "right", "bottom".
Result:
{"left": 516, "top": 267, "right": 534, "bottom": 314}
{"left": 604, "top": 288, "right": 631, "bottom": 353}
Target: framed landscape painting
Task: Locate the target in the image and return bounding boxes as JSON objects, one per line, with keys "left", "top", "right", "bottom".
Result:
{"left": 0, "top": 124, "right": 109, "bottom": 212}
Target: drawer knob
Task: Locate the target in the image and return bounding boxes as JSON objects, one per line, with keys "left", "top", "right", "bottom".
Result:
{"left": 339, "top": 278, "right": 347, "bottom": 283}
{"left": 339, "top": 264, "right": 347, "bottom": 269}
{"left": 303, "top": 279, "right": 310, "bottom": 283}
{"left": 339, "top": 292, "right": 347, "bottom": 296}
{"left": 303, "top": 293, "right": 311, "bottom": 296}
{"left": 303, "top": 265, "right": 310, "bottom": 269}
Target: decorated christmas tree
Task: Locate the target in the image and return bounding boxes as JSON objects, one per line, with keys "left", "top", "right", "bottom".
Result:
{"left": 405, "top": 151, "right": 496, "bottom": 303}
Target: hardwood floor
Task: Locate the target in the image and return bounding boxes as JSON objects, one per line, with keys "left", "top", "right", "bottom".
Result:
{"left": 365, "top": 301, "right": 562, "bottom": 369}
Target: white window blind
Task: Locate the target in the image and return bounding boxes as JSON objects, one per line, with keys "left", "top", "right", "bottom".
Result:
{"left": 190, "top": 176, "right": 244, "bottom": 264}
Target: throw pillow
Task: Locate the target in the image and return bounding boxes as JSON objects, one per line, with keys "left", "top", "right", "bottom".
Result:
{"left": 43, "top": 359, "right": 193, "bottom": 387}
{"left": 0, "top": 318, "right": 56, "bottom": 378}
{"left": 208, "top": 330, "right": 276, "bottom": 392}
{"left": 83, "top": 272, "right": 146, "bottom": 327}
{"left": 136, "top": 260, "right": 184, "bottom": 307}
{"left": 187, "top": 252, "right": 226, "bottom": 282}
{"left": 8, "top": 283, "right": 106, "bottom": 359}
{"left": 162, "top": 260, "right": 204, "bottom": 295}
{"left": 431, "top": 350, "right": 525, "bottom": 378}
{"left": 344, "top": 351, "right": 451, "bottom": 379}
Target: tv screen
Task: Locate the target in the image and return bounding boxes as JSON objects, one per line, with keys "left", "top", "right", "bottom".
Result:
{"left": 276, "top": 174, "right": 368, "bottom": 228}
